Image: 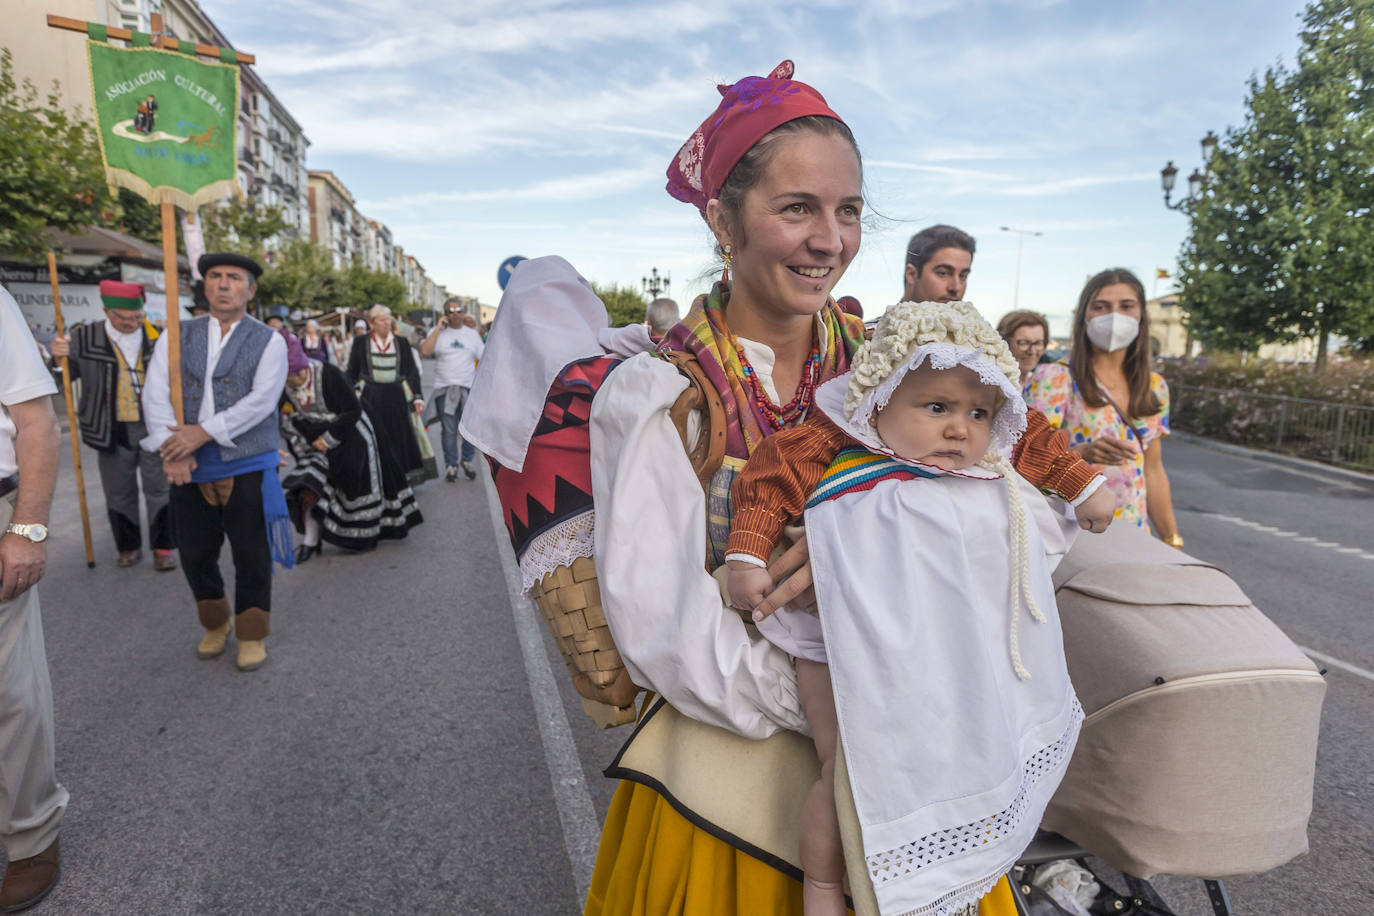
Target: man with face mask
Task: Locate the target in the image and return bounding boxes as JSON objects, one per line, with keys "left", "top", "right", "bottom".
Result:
{"left": 50, "top": 281, "right": 176, "bottom": 570}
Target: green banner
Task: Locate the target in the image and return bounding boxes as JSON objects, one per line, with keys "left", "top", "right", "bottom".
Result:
{"left": 86, "top": 40, "right": 240, "bottom": 209}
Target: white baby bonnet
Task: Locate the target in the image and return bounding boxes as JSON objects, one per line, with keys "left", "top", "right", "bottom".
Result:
{"left": 845, "top": 300, "right": 1027, "bottom": 461}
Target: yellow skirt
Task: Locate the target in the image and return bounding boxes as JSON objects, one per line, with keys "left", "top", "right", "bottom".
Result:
{"left": 585, "top": 780, "right": 1019, "bottom": 916}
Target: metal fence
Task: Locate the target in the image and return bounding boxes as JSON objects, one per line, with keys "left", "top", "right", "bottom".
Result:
{"left": 1170, "top": 384, "right": 1374, "bottom": 471}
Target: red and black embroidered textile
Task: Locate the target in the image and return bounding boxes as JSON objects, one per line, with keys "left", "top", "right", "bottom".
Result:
{"left": 489, "top": 356, "right": 619, "bottom": 559}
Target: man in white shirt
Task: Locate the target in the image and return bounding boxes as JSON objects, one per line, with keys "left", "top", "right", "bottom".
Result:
{"left": 419, "top": 299, "right": 485, "bottom": 481}
{"left": 141, "top": 253, "right": 289, "bottom": 672}
{"left": 49, "top": 280, "right": 176, "bottom": 570}
{"left": 0, "top": 286, "right": 67, "bottom": 911}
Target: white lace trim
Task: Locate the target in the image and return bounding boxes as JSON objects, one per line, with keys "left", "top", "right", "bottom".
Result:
{"left": 851, "top": 343, "right": 1028, "bottom": 459}
{"left": 866, "top": 697, "right": 1084, "bottom": 916}
{"left": 518, "top": 510, "right": 595, "bottom": 593}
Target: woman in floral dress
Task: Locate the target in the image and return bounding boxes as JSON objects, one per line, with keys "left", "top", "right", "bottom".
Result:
{"left": 1025, "top": 268, "right": 1182, "bottom": 544}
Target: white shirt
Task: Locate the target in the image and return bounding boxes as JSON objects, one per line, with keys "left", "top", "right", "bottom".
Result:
{"left": 140, "top": 317, "right": 288, "bottom": 453}
{"left": 0, "top": 287, "right": 59, "bottom": 477}
{"left": 431, "top": 325, "right": 485, "bottom": 388}
{"left": 105, "top": 318, "right": 144, "bottom": 368}
{"left": 589, "top": 353, "right": 806, "bottom": 740}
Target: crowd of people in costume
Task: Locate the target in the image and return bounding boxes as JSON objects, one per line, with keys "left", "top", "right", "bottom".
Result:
{"left": 0, "top": 53, "right": 1192, "bottom": 915}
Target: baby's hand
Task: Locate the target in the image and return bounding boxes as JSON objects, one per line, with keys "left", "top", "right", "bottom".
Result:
{"left": 726, "top": 560, "right": 774, "bottom": 620}
{"left": 1075, "top": 484, "right": 1117, "bottom": 534}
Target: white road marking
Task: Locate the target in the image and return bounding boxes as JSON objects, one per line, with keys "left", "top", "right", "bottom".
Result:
{"left": 1196, "top": 510, "right": 1374, "bottom": 683}
{"left": 1298, "top": 646, "right": 1374, "bottom": 684}
{"left": 481, "top": 470, "right": 600, "bottom": 905}
{"left": 1202, "top": 512, "right": 1374, "bottom": 561}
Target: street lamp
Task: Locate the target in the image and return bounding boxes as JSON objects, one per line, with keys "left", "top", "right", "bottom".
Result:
{"left": 1161, "top": 130, "right": 1218, "bottom": 212}
{"left": 642, "top": 267, "right": 670, "bottom": 299}
{"left": 1000, "top": 226, "right": 1042, "bottom": 309}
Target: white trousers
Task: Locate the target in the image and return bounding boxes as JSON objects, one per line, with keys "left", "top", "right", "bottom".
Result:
{"left": 0, "top": 494, "right": 67, "bottom": 863}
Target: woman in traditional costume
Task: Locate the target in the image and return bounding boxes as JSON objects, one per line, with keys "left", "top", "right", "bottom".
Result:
{"left": 299, "top": 319, "right": 331, "bottom": 364}
{"left": 280, "top": 336, "right": 422, "bottom": 561}
{"left": 347, "top": 304, "right": 435, "bottom": 485}
{"left": 464, "top": 61, "right": 1103, "bottom": 916}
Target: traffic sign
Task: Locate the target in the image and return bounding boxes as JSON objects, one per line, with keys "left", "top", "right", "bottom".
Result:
{"left": 498, "top": 256, "right": 527, "bottom": 291}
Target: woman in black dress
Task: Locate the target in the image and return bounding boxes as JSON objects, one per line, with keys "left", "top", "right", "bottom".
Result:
{"left": 346, "top": 304, "right": 436, "bottom": 485}
{"left": 281, "top": 334, "right": 423, "bottom": 560}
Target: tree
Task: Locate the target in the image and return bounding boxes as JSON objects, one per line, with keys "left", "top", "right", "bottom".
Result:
{"left": 1177, "top": 0, "right": 1374, "bottom": 371}
{"left": 255, "top": 238, "right": 339, "bottom": 313}
{"left": 338, "top": 259, "right": 410, "bottom": 314}
{"left": 199, "top": 197, "right": 291, "bottom": 266}
{"left": 591, "top": 282, "right": 648, "bottom": 328}
{"left": 0, "top": 50, "right": 115, "bottom": 256}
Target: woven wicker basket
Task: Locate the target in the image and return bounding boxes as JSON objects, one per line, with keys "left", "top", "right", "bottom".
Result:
{"left": 529, "top": 555, "right": 639, "bottom": 728}
{"left": 524, "top": 353, "right": 725, "bottom": 730}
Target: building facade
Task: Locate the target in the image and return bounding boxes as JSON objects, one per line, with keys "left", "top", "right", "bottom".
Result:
{"left": 308, "top": 170, "right": 364, "bottom": 269}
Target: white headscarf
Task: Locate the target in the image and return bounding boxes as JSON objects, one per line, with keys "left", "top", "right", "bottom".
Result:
{"left": 459, "top": 256, "right": 611, "bottom": 471}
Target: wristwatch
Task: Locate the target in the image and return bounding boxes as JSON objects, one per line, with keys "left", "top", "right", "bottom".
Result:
{"left": 5, "top": 523, "right": 48, "bottom": 543}
{"left": 1163, "top": 533, "right": 1184, "bottom": 549}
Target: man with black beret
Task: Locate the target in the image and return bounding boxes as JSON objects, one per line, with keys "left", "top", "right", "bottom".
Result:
{"left": 140, "top": 252, "right": 292, "bottom": 672}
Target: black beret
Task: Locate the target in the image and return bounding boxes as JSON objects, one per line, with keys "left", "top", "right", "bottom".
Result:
{"left": 198, "top": 252, "right": 263, "bottom": 279}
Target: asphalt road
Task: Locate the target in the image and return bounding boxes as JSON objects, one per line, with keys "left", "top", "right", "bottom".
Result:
{"left": 16, "top": 418, "right": 1374, "bottom": 914}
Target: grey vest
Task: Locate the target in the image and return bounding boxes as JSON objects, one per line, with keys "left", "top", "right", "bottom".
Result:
{"left": 180, "top": 315, "right": 279, "bottom": 461}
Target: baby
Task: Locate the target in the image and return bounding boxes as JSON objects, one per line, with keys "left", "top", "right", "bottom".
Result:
{"left": 726, "top": 300, "right": 1114, "bottom": 916}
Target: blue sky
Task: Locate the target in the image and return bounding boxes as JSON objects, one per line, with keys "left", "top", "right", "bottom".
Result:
{"left": 213, "top": 0, "right": 1308, "bottom": 334}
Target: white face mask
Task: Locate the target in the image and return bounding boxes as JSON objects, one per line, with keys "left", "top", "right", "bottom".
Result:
{"left": 1085, "top": 312, "right": 1139, "bottom": 353}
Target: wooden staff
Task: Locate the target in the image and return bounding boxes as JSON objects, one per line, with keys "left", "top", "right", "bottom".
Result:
{"left": 161, "top": 197, "right": 184, "bottom": 424}
{"left": 151, "top": 12, "right": 185, "bottom": 427}
{"left": 46, "top": 252, "right": 96, "bottom": 568}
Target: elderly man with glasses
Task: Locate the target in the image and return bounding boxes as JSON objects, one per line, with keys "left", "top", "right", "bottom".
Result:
{"left": 420, "top": 299, "right": 486, "bottom": 481}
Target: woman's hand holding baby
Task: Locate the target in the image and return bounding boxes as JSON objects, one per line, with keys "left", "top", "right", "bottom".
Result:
{"left": 1075, "top": 484, "right": 1117, "bottom": 534}
{"left": 727, "top": 561, "right": 776, "bottom": 621}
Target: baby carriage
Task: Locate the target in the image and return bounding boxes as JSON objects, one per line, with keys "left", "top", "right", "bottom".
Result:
{"left": 1008, "top": 522, "right": 1326, "bottom": 915}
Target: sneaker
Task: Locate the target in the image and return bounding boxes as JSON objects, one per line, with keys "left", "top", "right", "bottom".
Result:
{"left": 460, "top": 461, "right": 476, "bottom": 480}
{"left": 445, "top": 466, "right": 458, "bottom": 482}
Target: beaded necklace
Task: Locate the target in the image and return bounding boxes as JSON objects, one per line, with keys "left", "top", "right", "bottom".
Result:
{"left": 734, "top": 326, "right": 822, "bottom": 431}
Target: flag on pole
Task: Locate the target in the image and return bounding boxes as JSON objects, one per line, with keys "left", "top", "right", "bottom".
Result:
{"left": 85, "top": 28, "right": 240, "bottom": 209}
{"left": 1156, "top": 268, "right": 1171, "bottom": 279}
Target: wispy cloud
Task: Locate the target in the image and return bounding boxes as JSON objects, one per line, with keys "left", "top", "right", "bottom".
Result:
{"left": 365, "top": 165, "right": 658, "bottom": 209}
{"left": 1003, "top": 173, "right": 1157, "bottom": 197}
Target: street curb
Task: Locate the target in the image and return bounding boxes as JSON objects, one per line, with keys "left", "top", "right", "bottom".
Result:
{"left": 1173, "top": 431, "right": 1374, "bottom": 485}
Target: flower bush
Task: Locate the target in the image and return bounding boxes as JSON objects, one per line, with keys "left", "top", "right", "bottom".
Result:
{"left": 1158, "top": 355, "right": 1374, "bottom": 469}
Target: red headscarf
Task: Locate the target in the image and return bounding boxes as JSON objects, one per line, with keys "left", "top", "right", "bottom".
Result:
{"left": 666, "top": 60, "right": 845, "bottom": 215}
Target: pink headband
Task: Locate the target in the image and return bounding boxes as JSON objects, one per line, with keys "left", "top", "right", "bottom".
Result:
{"left": 666, "top": 60, "right": 845, "bottom": 215}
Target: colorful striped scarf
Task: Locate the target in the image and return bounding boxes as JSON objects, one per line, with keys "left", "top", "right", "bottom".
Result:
{"left": 659, "top": 282, "right": 866, "bottom": 458}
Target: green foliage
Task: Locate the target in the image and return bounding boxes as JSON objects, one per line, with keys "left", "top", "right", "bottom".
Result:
{"left": 591, "top": 282, "right": 647, "bottom": 328}
{"left": 254, "top": 238, "right": 415, "bottom": 315}
{"left": 1160, "top": 354, "right": 1374, "bottom": 407}
{"left": 255, "top": 238, "right": 338, "bottom": 312}
{"left": 199, "top": 197, "right": 292, "bottom": 266}
{"left": 338, "top": 259, "right": 410, "bottom": 313}
{"left": 0, "top": 49, "right": 114, "bottom": 258}
{"left": 1177, "top": 0, "right": 1374, "bottom": 372}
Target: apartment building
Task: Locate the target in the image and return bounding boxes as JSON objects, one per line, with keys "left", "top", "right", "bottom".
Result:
{"left": 308, "top": 170, "right": 364, "bottom": 269}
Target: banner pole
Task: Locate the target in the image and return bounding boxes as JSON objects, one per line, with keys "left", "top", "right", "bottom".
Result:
{"left": 46, "top": 252, "right": 96, "bottom": 568}
{"left": 161, "top": 198, "right": 184, "bottom": 426}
